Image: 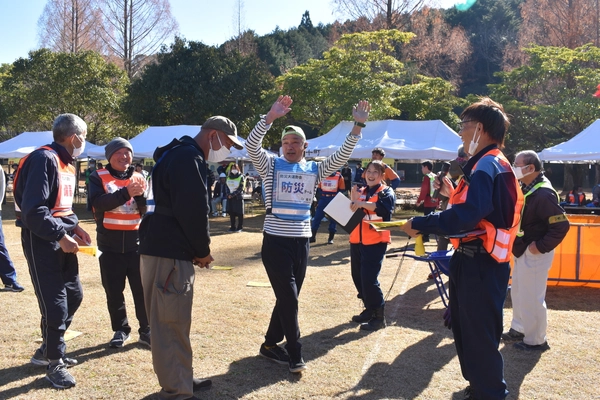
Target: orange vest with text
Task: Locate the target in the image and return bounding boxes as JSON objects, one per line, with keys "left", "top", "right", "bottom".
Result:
{"left": 14, "top": 146, "right": 75, "bottom": 218}
{"left": 95, "top": 169, "right": 143, "bottom": 230}
{"left": 349, "top": 185, "right": 392, "bottom": 245}
{"left": 449, "top": 148, "right": 524, "bottom": 263}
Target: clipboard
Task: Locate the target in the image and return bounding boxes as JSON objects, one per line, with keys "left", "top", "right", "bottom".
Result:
{"left": 323, "top": 192, "right": 365, "bottom": 234}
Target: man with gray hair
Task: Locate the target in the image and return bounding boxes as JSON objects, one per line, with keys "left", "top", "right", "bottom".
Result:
{"left": 14, "top": 113, "right": 92, "bottom": 389}
{"left": 502, "top": 150, "right": 569, "bottom": 351}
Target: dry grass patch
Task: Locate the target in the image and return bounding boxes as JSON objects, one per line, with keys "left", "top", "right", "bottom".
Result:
{"left": 0, "top": 202, "right": 598, "bottom": 399}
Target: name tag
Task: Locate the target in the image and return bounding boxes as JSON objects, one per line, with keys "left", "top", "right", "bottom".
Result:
{"left": 275, "top": 172, "right": 316, "bottom": 205}
{"left": 321, "top": 179, "right": 338, "bottom": 192}
{"left": 59, "top": 172, "right": 75, "bottom": 208}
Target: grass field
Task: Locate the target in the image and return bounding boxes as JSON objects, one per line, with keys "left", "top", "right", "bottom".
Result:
{"left": 0, "top": 201, "right": 599, "bottom": 400}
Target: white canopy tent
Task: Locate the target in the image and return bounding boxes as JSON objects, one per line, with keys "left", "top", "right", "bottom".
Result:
{"left": 86, "top": 125, "right": 271, "bottom": 161}
{"left": 0, "top": 130, "right": 102, "bottom": 159}
{"left": 87, "top": 125, "right": 202, "bottom": 159}
{"left": 305, "top": 120, "right": 462, "bottom": 160}
{"left": 538, "top": 119, "right": 600, "bottom": 163}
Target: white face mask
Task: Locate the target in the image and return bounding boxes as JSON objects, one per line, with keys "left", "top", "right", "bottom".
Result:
{"left": 468, "top": 126, "right": 480, "bottom": 156}
{"left": 513, "top": 165, "right": 533, "bottom": 180}
{"left": 71, "top": 135, "right": 85, "bottom": 158}
{"left": 231, "top": 169, "right": 239, "bottom": 174}
{"left": 207, "top": 134, "right": 231, "bottom": 163}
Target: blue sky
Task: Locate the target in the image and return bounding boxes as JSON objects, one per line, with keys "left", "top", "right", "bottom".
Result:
{"left": 0, "top": 0, "right": 461, "bottom": 65}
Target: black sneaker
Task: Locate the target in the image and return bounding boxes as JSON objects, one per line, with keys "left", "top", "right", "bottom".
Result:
{"left": 30, "top": 348, "right": 77, "bottom": 367}
{"left": 228, "top": 227, "right": 236, "bottom": 232}
{"left": 501, "top": 328, "right": 524, "bottom": 342}
{"left": 4, "top": 282, "right": 24, "bottom": 292}
{"left": 109, "top": 331, "right": 130, "bottom": 348}
{"left": 513, "top": 341, "right": 550, "bottom": 352}
{"left": 288, "top": 357, "right": 307, "bottom": 373}
{"left": 259, "top": 343, "right": 289, "bottom": 365}
{"left": 138, "top": 330, "right": 151, "bottom": 347}
{"left": 192, "top": 377, "right": 212, "bottom": 391}
{"left": 46, "top": 360, "right": 76, "bottom": 389}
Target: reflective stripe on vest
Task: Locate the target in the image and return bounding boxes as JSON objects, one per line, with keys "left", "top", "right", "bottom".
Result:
{"left": 349, "top": 185, "right": 392, "bottom": 245}
{"left": 449, "top": 148, "right": 524, "bottom": 263}
{"left": 14, "top": 146, "right": 75, "bottom": 218}
{"left": 96, "top": 169, "right": 141, "bottom": 230}
{"left": 271, "top": 157, "right": 318, "bottom": 221}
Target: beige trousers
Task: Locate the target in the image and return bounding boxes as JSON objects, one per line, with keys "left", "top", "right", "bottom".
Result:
{"left": 140, "top": 255, "right": 195, "bottom": 400}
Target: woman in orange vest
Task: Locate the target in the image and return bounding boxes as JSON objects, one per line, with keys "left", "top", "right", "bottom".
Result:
{"left": 349, "top": 160, "right": 395, "bottom": 331}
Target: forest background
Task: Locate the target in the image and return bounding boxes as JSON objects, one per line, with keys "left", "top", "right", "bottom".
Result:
{"left": 1, "top": 0, "right": 600, "bottom": 190}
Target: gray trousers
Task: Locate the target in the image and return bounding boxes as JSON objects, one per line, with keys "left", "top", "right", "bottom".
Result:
{"left": 140, "top": 255, "right": 195, "bottom": 400}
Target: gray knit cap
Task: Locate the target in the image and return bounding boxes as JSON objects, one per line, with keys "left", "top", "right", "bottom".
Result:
{"left": 105, "top": 137, "right": 133, "bottom": 160}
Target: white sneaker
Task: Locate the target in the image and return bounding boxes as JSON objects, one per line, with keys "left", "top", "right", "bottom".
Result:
{"left": 222, "top": 213, "right": 227, "bottom": 217}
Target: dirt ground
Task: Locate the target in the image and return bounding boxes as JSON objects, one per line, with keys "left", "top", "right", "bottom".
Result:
{"left": 0, "top": 200, "right": 599, "bottom": 400}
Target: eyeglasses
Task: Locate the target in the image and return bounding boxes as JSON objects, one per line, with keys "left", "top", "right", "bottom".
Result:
{"left": 457, "top": 120, "right": 476, "bottom": 130}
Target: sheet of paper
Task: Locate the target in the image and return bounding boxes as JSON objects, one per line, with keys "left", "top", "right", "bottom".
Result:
{"left": 323, "top": 192, "right": 365, "bottom": 234}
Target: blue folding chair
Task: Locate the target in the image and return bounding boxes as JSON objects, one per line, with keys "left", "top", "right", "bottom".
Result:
{"left": 402, "top": 250, "right": 452, "bottom": 308}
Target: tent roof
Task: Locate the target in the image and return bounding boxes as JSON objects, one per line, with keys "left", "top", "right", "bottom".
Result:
{"left": 538, "top": 119, "right": 600, "bottom": 163}
{"left": 86, "top": 125, "right": 265, "bottom": 161}
{"left": 87, "top": 125, "right": 203, "bottom": 159}
{"left": 305, "top": 120, "right": 462, "bottom": 160}
{"left": 0, "top": 130, "right": 101, "bottom": 159}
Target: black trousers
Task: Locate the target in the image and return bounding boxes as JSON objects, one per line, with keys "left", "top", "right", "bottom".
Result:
{"left": 99, "top": 250, "right": 149, "bottom": 334}
{"left": 261, "top": 232, "right": 309, "bottom": 359}
{"left": 229, "top": 212, "right": 243, "bottom": 230}
{"left": 350, "top": 242, "right": 387, "bottom": 310}
{"left": 449, "top": 250, "right": 509, "bottom": 400}
{"left": 22, "top": 228, "right": 83, "bottom": 360}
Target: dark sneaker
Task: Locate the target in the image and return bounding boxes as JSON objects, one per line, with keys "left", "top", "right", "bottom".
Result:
{"left": 31, "top": 348, "right": 77, "bottom": 367}
{"left": 4, "top": 282, "right": 24, "bottom": 292}
{"left": 109, "top": 331, "right": 130, "bottom": 348}
{"left": 46, "top": 360, "right": 76, "bottom": 389}
{"left": 192, "top": 377, "right": 212, "bottom": 391}
{"left": 228, "top": 227, "right": 236, "bottom": 232}
{"left": 288, "top": 357, "right": 307, "bottom": 373}
{"left": 352, "top": 309, "right": 374, "bottom": 323}
{"left": 501, "top": 328, "right": 524, "bottom": 342}
{"left": 138, "top": 330, "right": 151, "bottom": 347}
{"left": 513, "top": 341, "right": 550, "bottom": 352}
{"left": 259, "top": 343, "right": 289, "bottom": 365}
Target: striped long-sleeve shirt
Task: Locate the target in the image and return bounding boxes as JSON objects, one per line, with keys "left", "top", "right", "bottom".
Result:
{"left": 246, "top": 117, "right": 360, "bottom": 237}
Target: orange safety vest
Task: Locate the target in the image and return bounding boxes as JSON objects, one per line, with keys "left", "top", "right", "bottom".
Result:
{"left": 567, "top": 192, "right": 584, "bottom": 205}
{"left": 320, "top": 172, "right": 342, "bottom": 195}
{"left": 449, "top": 148, "right": 524, "bottom": 263}
{"left": 349, "top": 185, "right": 392, "bottom": 245}
{"left": 95, "top": 169, "right": 143, "bottom": 230}
{"left": 14, "top": 146, "right": 75, "bottom": 218}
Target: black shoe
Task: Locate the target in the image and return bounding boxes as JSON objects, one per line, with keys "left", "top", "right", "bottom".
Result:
{"left": 4, "top": 282, "right": 24, "bottom": 292}
{"left": 513, "top": 341, "right": 550, "bottom": 352}
{"left": 228, "top": 227, "right": 236, "bottom": 232}
{"left": 31, "top": 347, "right": 77, "bottom": 367}
{"left": 352, "top": 309, "right": 374, "bottom": 323}
{"left": 501, "top": 328, "right": 524, "bottom": 342}
{"left": 309, "top": 236, "right": 316, "bottom": 243}
{"left": 288, "top": 357, "right": 307, "bottom": 373}
{"left": 360, "top": 318, "right": 386, "bottom": 331}
{"left": 109, "top": 331, "right": 130, "bottom": 348}
{"left": 46, "top": 360, "right": 76, "bottom": 389}
{"left": 138, "top": 329, "right": 151, "bottom": 347}
{"left": 259, "top": 343, "right": 290, "bottom": 365}
{"left": 193, "top": 377, "right": 212, "bottom": 391}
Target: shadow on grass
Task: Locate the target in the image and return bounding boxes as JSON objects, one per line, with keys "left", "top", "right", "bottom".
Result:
{"left": 0, "top": 342, "right": 139, "bottom": 398}
{"left": 139, "top": 322, "right": 364, "bottom": 400}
